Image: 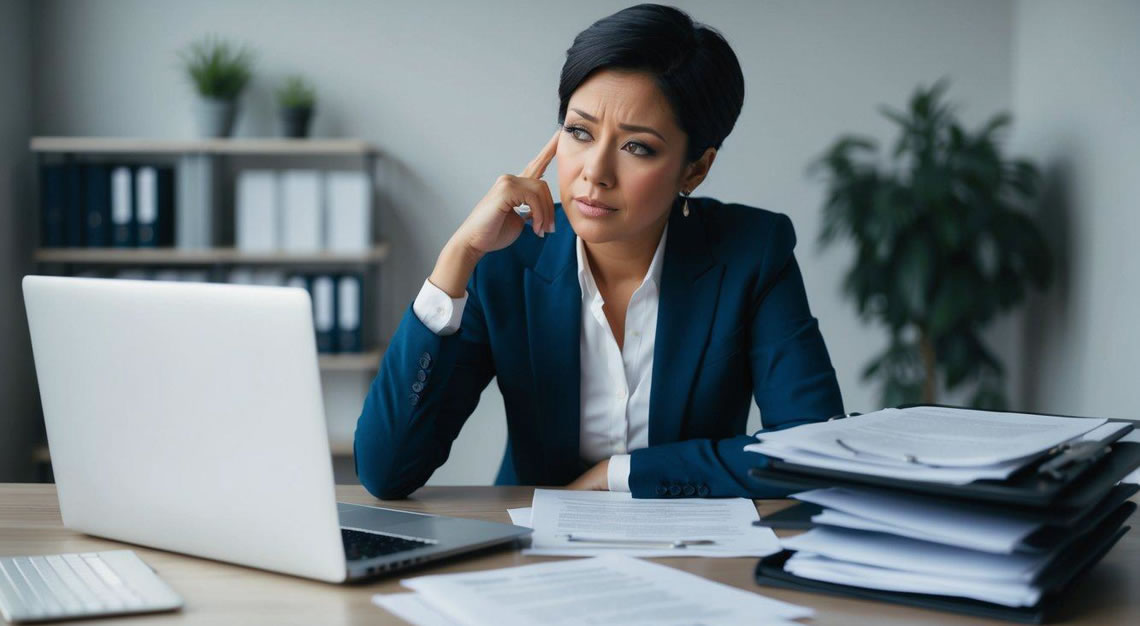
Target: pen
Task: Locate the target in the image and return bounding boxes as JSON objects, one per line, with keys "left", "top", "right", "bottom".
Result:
{"left": 564, "top": 535, "right": 716, "bottom": 549}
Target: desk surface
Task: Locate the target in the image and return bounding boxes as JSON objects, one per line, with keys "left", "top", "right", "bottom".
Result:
{"left": 1, "top": 484, "right": 1136, "bottom": 625}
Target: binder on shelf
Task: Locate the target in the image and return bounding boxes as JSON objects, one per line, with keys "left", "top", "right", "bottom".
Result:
{"left": 83, "top": 164, "right": 111, "bottom": 247}
{"left": 110, "top": 165, "right": 135, "bottom": 247}
{"left": 63, "top": 162, "right": 84, "bottom": 247}
{"left": 336, "top": 274, "right": 362, "bottom": 353}
{"left": 235, "top": 170, "right": 279, "bottom": 252}
{"left": 135, "top": 165, "right": 174, "bottom": 247}
{"left": 312, "top": 275, "right": 336, "bottom": 354}
{"left": 175, "top": 155, "right": 215, "bottom": 249}
{"left": 40, "top": 164, "right": 65, "bottom": 247}
{"left": 325, "top": 171, "right": 371, "bottom": 252}
{"left": 280, "top": 170, "right": 322, "bottom": 252}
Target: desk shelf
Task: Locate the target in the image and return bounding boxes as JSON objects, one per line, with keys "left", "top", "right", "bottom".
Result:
{"left": 31, "top": 136, "right": 378, "bottom": 156}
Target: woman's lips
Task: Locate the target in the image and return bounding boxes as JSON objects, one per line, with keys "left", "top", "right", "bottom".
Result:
{"left": 574, "top": 197, "right": 617, "bottom": 218}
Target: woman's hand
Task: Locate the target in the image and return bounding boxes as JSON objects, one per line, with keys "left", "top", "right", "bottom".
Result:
{"left": 429, "top": 130, "right": 560, "bottom": 297}
{"left": 567, "top": 458, "right": 610, "bottom": 491}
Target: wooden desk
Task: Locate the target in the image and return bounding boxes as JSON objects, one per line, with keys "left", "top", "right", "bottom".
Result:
{"left": 1, "top": 484, "right": 1136, "bottom": 625}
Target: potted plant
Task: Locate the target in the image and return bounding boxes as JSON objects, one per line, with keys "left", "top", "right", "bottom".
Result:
{"left": 179, "top": 36, "right": 254, "bottom": 137}
{"left": 276, "top": 75, "right": 317, "bottom": 138}
{"left": 811, "top": 80, "right": 1053, "bottom": 409}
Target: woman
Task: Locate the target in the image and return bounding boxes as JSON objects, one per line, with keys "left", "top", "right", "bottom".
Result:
{"left": 354, "top": 4, "right": 843, "bottom": 500}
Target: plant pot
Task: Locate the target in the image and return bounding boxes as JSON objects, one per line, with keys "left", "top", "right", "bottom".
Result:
{"left": 195, "top": 96, "right": 238, "bottom": 138}
{"left": 279, "top": 107, "right": 314, "bottom": 138}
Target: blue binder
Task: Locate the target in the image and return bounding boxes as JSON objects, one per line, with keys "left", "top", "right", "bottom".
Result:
{"left": 40, "top": 164, "right": 65, "bottom": 247}
{"left": 110, "top": 165, "right": 135, "bottom": 247}
{"left": 63, "top": 163, "right": 84, "bottom": 247}
{"left": 84, "top": 164, "right": 111, "bottom": 247}
{"left": 336, "top": 274, "right": 363, "bottom": 353}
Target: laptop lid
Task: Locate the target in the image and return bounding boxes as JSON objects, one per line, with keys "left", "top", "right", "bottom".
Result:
{"left": 22, "top": 275, "right": 348, "bottom": 583}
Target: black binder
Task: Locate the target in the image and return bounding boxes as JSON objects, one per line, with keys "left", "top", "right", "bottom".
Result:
{"left": 755, "top": 502, "right": 1134, "bottom": 624}
{"left": 747, "top": 407, "right": 1140, "bottom": 622}
{"left": 756, "top": 484, "right": 1138, "bottom": 554}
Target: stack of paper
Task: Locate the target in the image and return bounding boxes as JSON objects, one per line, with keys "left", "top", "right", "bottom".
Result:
{"left": 372, "top": 555, "right": 813, "bottom": 626}
{"left": 509, "top": 489, "right": 781, "bottom": 557}
{"left": 744, "top": 406, "right": 1105, "bottom": 484}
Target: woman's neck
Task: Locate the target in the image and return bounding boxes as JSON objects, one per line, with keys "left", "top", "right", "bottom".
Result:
{"left": 582, "top": 213, "right": 669, "bottom": 290}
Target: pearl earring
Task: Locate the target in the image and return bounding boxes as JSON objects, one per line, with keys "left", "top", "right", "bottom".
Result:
{"left": 681, "top": 190, "right": 691, "bottom": 217}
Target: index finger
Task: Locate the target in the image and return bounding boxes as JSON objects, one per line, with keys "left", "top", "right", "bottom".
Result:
{"left": 520, "top": 129, "right": 561, "bottom": 179}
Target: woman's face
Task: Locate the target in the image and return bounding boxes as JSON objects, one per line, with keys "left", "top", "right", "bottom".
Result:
{"left": 556, "top": 69, "right": 692, "bottom": 245}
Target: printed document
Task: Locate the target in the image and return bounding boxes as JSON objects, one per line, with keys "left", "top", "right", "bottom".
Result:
{"left": 793, "top": 487, "right": 1042, "bottom": 553}
{"left": 525, "top": 489, "right": 780, "bottom": 557}
{"left": 753, "top": 407, "right": 1103, "bottom": 467}
{"left": 395, "top": 555, "right": 812, "bottom": 626}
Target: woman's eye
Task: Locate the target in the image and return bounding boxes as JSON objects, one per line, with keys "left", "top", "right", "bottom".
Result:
{"left": 564, "top": 126, "right": 592, "bottom": 141}
{"left": 624, "top": 142, "right": 654, "bottom": 157}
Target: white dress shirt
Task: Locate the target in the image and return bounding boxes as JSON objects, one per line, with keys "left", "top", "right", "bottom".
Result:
{"left": 411, "top": 224, "right": 668, "bottom": 492}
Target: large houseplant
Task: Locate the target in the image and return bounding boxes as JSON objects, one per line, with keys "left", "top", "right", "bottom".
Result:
{"left": 179, "top": 36, "right": 255, "bottom": 137}
{"left": 812, "top": 80, "right": 1053, "bottom": 409}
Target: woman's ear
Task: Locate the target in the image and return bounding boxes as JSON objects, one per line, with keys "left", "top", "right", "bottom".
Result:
{"left": 681, "top": 147, "right": 718, "bottom": 193}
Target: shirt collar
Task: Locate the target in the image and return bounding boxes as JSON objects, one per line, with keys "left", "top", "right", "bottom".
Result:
{"left": 575, "top": 222, "right": 670, "bottom": 303}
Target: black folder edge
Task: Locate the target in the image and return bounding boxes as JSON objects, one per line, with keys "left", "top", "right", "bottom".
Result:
{"left": 754, "top": 484, "right": 1139, "bottom": 554}
{"left": 748, "top": 440, "right": 1140, "bottom": 511}
{"left": 754, "top": 507, "right": 1133, "bottom": 624}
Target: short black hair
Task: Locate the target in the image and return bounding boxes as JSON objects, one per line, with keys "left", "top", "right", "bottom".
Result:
{"left": 558, "top": 4, "right": 745, "bottom": 163}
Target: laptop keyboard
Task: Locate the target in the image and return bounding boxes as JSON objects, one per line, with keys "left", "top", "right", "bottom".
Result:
{"left": 341, "top": 528, "right": 434, "bottom": 562}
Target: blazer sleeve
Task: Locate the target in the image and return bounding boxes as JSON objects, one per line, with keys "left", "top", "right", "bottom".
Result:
{"left": 627, "top": 215, "right": 844, "bottom": 498}
{"left": 353, "top": 269, "right": 495, "bottom": 500}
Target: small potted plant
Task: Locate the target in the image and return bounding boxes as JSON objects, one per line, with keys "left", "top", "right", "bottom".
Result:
{"left": 276, "top": 75, "right": 316, "bottom": 138}
{"left": 179, "top": 36, "right": 254, "bottom": 137}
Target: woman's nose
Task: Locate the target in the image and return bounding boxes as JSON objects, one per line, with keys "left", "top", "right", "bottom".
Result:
{"left": 581, "top": 145, "right": 615, "bottom": 189}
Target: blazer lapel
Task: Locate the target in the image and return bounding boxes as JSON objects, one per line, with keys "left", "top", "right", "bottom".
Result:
{"left": 649, "top": 199, "right": 725, "bottom": 445}
{"left": 524, "top": 223, "right": 582, "bottom": 483}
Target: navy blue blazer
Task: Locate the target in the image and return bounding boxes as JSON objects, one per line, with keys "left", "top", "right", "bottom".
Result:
{"left": 354, "top": 196, "right": 844, "bottom": 499}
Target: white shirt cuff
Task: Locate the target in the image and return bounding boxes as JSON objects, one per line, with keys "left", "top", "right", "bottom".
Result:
{"left": 412, "top": 278, "right": 468, "bottom": 336}
{"left": 606, "top": 454, "right": 632, "bottom": 492}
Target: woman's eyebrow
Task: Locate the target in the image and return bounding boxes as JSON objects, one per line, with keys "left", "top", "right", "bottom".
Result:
{"left": 570, "top": 108, "right": 667, "bottom": 143}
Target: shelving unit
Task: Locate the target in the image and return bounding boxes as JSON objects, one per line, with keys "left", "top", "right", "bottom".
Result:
{"left": 29, "top": 137, "right": 390, "bottom": 474}
{"left": 30, "top": 136, "right": 387, "bottom": 369}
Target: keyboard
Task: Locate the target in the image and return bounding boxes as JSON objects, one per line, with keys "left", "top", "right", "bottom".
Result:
{"left": 341, "top": 527, "right": 435, "bottom": 562}
{"left": 0, "top": 550, "right": 182, "bottom": 623}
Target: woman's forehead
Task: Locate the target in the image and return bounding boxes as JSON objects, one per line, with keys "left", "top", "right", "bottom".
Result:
{"left": 567, "top": 70, "right": 679, "bottom": 132}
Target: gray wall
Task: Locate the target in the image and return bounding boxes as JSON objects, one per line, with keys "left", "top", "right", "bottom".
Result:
{"left": 1, "top": 0, "right": 39, "bottom": 482}
{"left": 23, "top": 0, "right": 1022, "bottom": 484}
{"left": 1011, "top": 0, "right": 1140, "bottom": 420}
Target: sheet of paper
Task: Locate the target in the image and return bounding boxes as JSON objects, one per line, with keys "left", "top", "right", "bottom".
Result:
{"left": 507, "top": 507, "right": 532, "bottom": 528}
{"left": 401, "top": 554, "right": 812, "bottom": 626}
{"left": 784, "top": 553, "right": 1042, "bottom": 608}
{"left": 752, "top": 406, "right": 1103, "bottom": 467}
{"left": 372, "top": 593, "right": 459, "bottom": 626}
{"left": 781, "top": 527, "right": 1054, "bottom": 582}
{"left": 525, "top": 489, "right": 780, "bottom": 557}
{"left": 794, "top": 487, "right": 1041, "bottom": 553}
{"left": 745, "top": 439, "right": 1025, "bottom": 484}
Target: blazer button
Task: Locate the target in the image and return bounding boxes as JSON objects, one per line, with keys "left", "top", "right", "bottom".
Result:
{"left": 669, "top": 484, "right": 682, "bottom": 496}
{"left": 697, "top": 484, "right": 710, "bottom": 497}
{"left": 416, "top": 369, "right": 428, "bottom": 382}
{"left": 408, "top": 393, "right": 420, "bottom": 406}
{"left": 682, "top": 484, "right": 695, "bottom": 496}
{"left": 655, "top": 485, "right": 668, "bottom": 496}
{"left": 412, "top": 381, "right": 424, "bottom": 393}
{"left": 419, "top": 353, "right": 432, "bottom": 369}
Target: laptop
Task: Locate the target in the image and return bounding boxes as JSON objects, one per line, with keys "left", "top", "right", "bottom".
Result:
{"left": 21, "top": 275, "right": 531, "bottom": 583}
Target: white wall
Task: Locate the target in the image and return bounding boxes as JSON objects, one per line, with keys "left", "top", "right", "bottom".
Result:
{"left": 1010, "top": 0, "right": 1140, "bottom": 420}
{"left": 28, "top": 0, "right": 1017, "bottom": 484}
{"left": 0, "top": 0, "right": 40, "bottom": 482}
